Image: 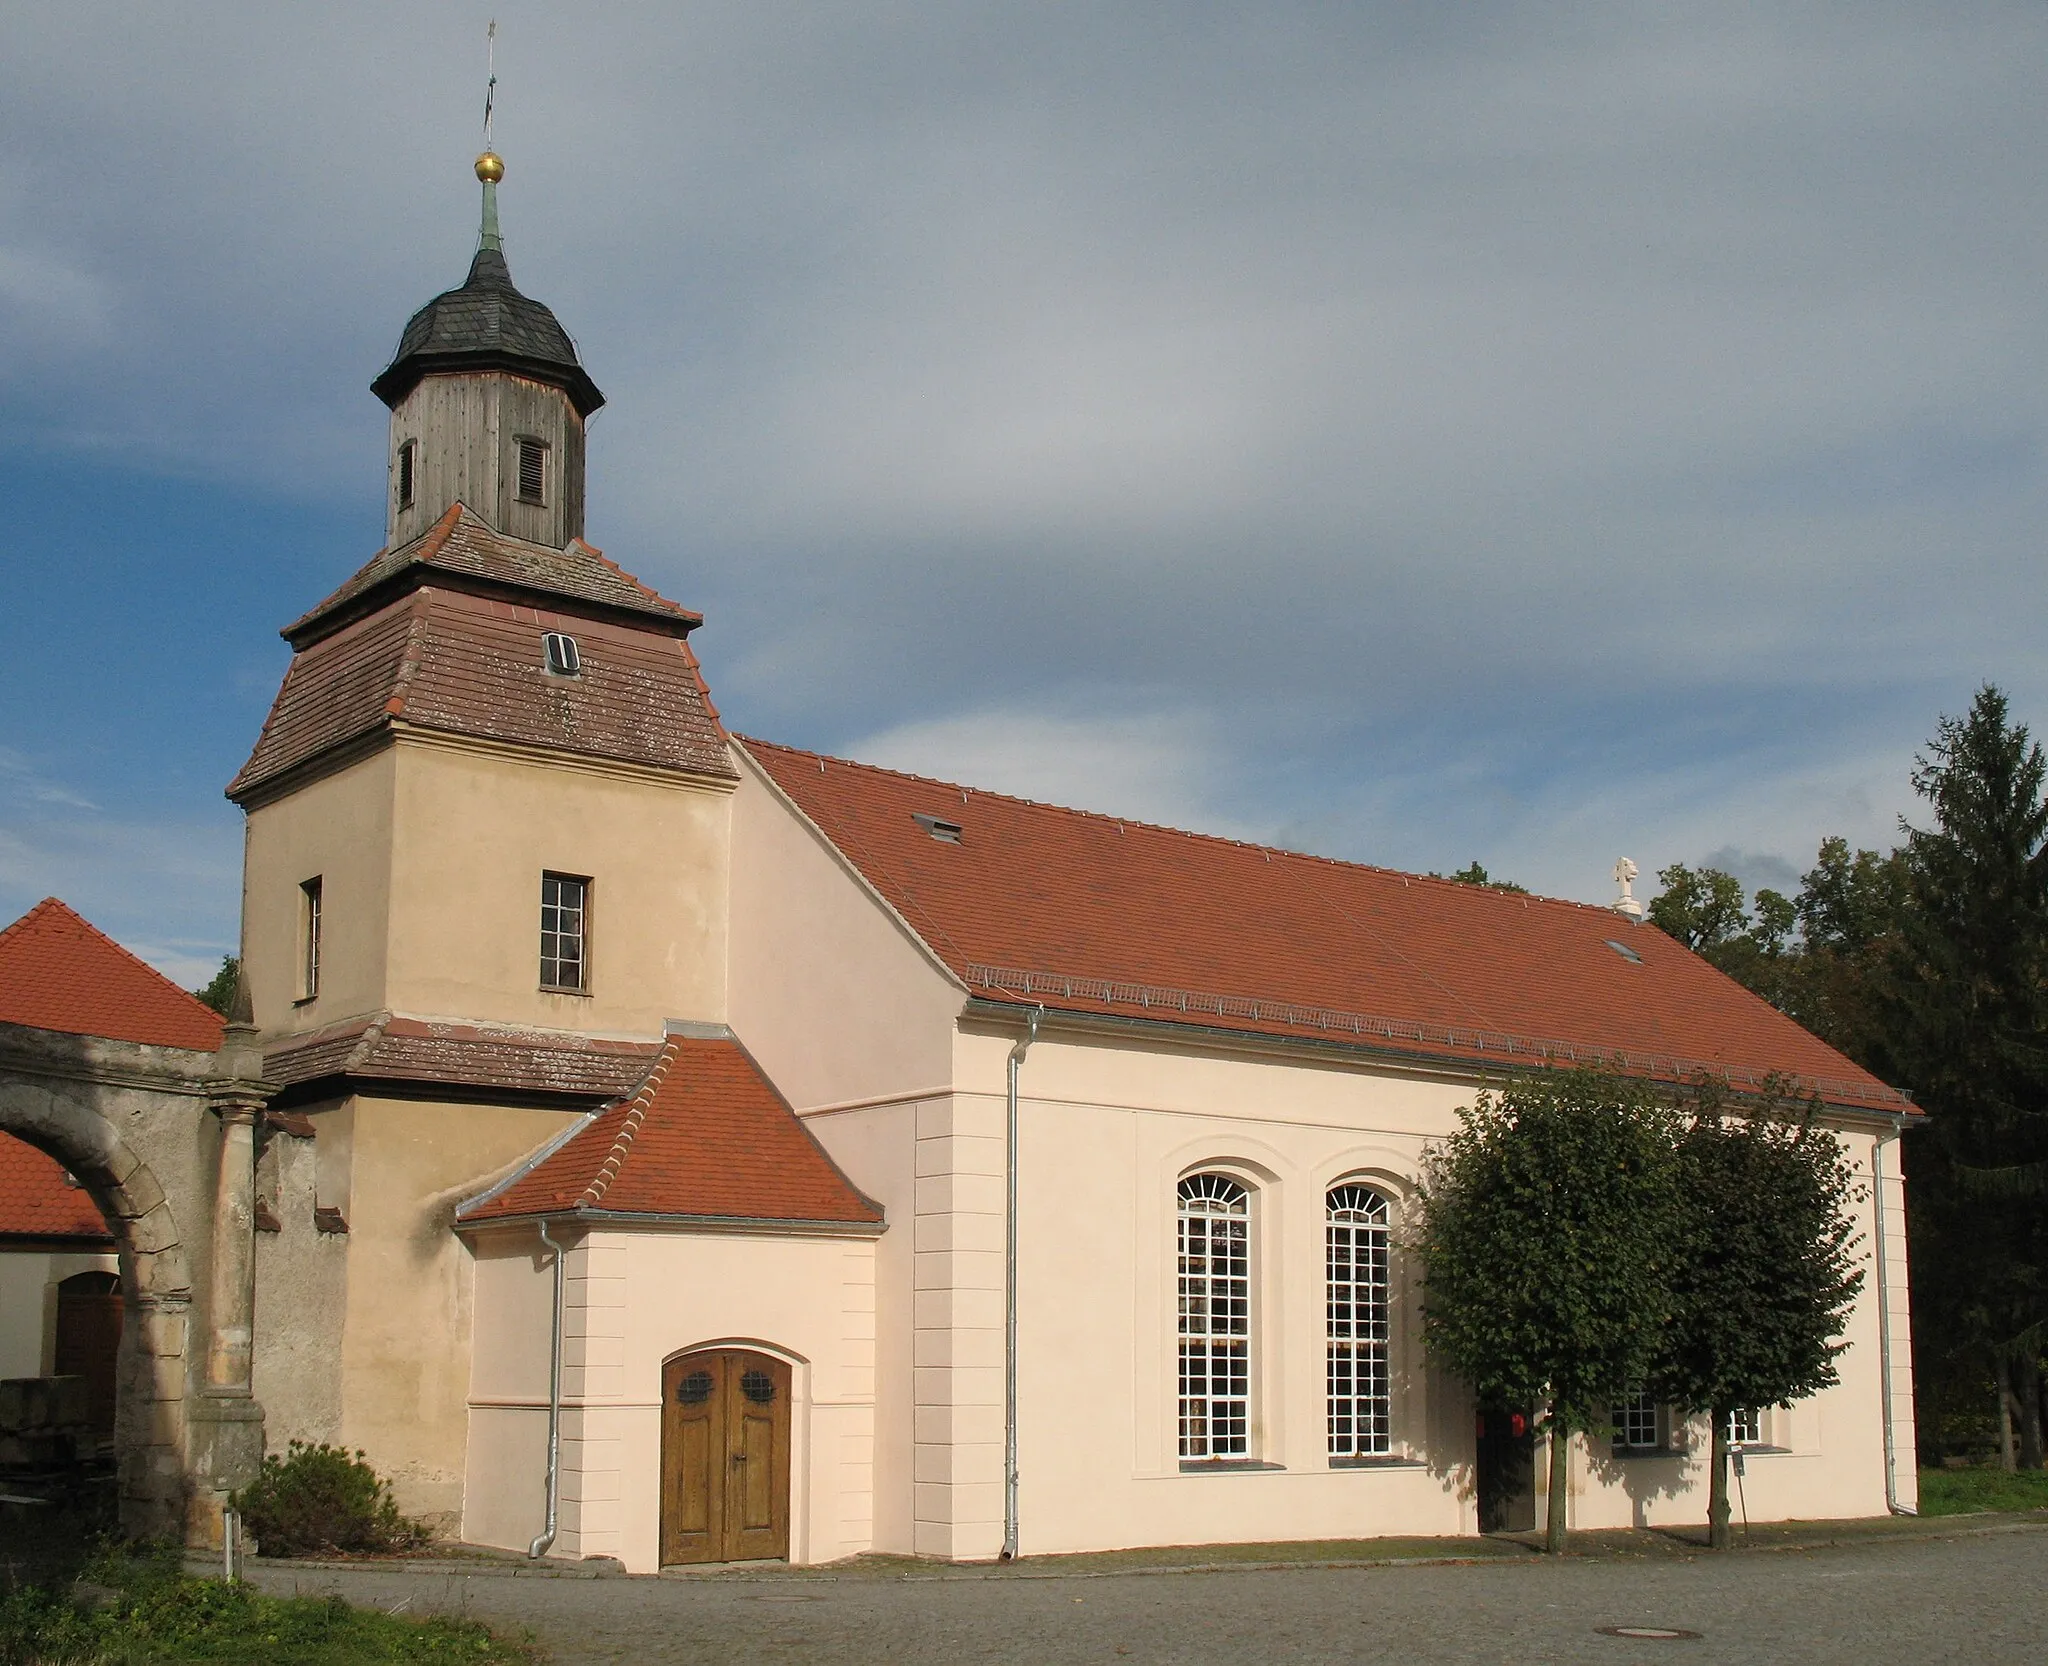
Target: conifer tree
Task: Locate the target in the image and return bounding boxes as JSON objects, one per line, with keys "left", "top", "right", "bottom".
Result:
{"left": 1888, "top": 685, "right": 2048, "bottom": 1467}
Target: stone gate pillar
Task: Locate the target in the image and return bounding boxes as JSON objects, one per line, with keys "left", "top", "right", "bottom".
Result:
{"left": 185, "top": 987, "right": 269, "bottom": 1542}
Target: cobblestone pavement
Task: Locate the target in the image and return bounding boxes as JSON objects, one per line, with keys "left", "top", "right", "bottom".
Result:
{"left": 238, "top": 1521, "right": 2048, "bottom": 1665}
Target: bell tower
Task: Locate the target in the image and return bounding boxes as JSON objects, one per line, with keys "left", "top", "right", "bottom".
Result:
{"left": 369, "top": 151, "right": 605, "bottom": 551}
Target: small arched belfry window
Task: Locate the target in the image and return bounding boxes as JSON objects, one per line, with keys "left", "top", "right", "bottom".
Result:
{"left": 1178, "top": 1172, "right": 1250, "bottom": 1459}
{"left": 1327, "top": 1183, "right": 1392, "bottom": 1457}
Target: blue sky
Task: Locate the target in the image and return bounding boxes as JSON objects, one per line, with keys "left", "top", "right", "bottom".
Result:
{"left": 3, "top": 3, "right": 2045, "bottom": 985}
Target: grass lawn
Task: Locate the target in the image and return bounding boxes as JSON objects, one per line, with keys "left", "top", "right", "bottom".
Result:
{"left": 0, "top": 1545, "right": 536, "bottom": 1666}
{"left": 1917, "top": 1465, "right": 2048, "bottom": 1516}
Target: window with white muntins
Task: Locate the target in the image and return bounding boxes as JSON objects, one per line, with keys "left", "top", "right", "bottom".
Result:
{"left": 540, "top": 872, "right": 589, "bottom": 992}
{"left": 1327, "top": 1183, "right": 1392, "bottom": 1457}
{"left": 1614, "top": 1392, "right": 1661, "bottom": 1451}
{"left": 1178, "top": 1173, "right": 1251, "bottom": 1460}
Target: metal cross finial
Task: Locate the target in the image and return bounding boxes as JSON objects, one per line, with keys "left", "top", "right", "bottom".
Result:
{"left": 483, "top": 20, "right": 498, "bottom": 150}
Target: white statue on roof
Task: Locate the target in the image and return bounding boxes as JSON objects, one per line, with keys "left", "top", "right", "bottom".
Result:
{"left": 1613, "top": 856, "right": 1645, "bottom": 921}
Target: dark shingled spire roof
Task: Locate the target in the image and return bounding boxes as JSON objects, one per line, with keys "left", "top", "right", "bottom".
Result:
{"left": 371, "top": 241, "right": 604, "bottom": 417}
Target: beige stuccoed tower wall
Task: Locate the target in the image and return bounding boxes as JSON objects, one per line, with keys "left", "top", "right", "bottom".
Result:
{"left": 231, "top": 152, "right": 738, "bottom": 1529}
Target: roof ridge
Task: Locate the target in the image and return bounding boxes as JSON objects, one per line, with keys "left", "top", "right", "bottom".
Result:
{"left": 567, "top": 536, "right": 674, "bottom": 611}
{"left": 578, "top": 1041, "right": 676, "bottom": 1208}
{"left": 736, "top": 737, "right": 1619, "bottom": 919}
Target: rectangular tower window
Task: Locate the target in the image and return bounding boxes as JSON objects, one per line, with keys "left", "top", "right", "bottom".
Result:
{"left": 540, "top": 872, "right": 588, "bottom": 992}
{"left": 396, "top": 440, "right": 417, "bottom": 510}
{"left": 517, "top": 437, "right": 548, "bottom": 505}
{"left": 298, "top": 877, "right": 323, "bottom": 1002}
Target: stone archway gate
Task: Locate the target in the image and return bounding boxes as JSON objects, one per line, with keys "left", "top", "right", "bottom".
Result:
{"left": 0, "top": 1015, "right": 266, "bottom": 1543}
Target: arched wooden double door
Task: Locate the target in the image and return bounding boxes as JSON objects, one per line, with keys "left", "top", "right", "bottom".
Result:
{"left": 660, "top": 1349, "right": 792, "bottom": 1565}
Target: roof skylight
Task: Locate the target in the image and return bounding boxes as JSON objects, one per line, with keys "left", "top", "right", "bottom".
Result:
{"left": 913, "top": 812, "right": 964, "bottom": 844}
{"left": 1605, "top": 938, "right": 1643, "bottom": 965}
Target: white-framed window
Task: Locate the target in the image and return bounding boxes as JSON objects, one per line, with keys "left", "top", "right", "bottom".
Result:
{"left": 1178, "top": 1172, "right": 1250, "bottom": 1460}
{"left": 1613, "top": 1392, "right": 1661, "bottom": 1452}
{"left": 539, "top": 872, "right": 589, "bottom": 992}
{"left": 1327, "top": 1182, "right": 1392, "bottom": 1458}
{"left": 1728, "top": 1407, "right": 1762, "bottom": 1447}
{"left": 298, "top": 876, "right": 323, "bottom": 1002}
{"left": 396, "top": 439, "right": 417, "bottom": 510}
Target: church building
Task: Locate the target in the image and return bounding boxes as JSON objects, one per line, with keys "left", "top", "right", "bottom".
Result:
{"left": 209, "top": 153, "right": 1918, "bottom": 1569}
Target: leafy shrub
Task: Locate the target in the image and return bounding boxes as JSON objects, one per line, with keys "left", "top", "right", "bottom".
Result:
{"left": 0, "top": 1551, "right": 534, "bottom": 1664}
{"left": 230, "top": 1441, "right": 427, "bottom": 1558}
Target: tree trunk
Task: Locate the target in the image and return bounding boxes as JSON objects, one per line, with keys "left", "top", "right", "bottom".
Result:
{"left": 2017, "top": 1354, "right": 2045, "bottom": 1471}
{"left": 1545, "top": 1412, "right": 1570, "bottom": 1553}
{"left": 1996, "top": 1354, "right": 2017, "bottom": 1472}
{"left": 1706, "top": 1411, "right": 1733, "bottom": 1550}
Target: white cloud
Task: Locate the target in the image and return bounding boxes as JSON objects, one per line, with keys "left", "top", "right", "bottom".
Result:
{"left": 846, "top": 707, "right": 1262, "bottom": 840}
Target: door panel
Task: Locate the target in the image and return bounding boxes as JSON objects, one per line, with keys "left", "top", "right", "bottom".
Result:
{"left": 660, "top": 1349, "right": 791, "bottom": 1565}
{"left": 54, "top": 1272, "right": 122, "bottom": 1434}
{"left": 660, "top": 1356, "right": 721, "bottom": 1565}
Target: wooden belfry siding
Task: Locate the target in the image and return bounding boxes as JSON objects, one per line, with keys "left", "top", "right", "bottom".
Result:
{"left": 387, "top": 372, "right": 586, "bottom": 550}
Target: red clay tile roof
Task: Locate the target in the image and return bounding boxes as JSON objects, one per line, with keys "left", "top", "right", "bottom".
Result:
{"left": 741, "top": 740, "right": 1910, "bottom": 1112}
{"left": 0, "top": 1134, "right": 113, "bottom": 1242}
{"left": 459, "top": 1032, "right": 884, "bottom": 1227}
{"left": 230, "top": 580, "right": 733, "bottom": 803}
{"left": 266, "top": 1014, "right": 661, "bottom": 1107}
{"left": 0, "top": 899, "right": 224, "bottom": 1052}
{"left": 286, "top": 504, "right": 694, "bottom": 647}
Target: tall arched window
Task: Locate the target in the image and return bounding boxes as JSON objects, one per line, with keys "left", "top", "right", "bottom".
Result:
{"left": 1327, "top": 1183, "right": 1392, "bottom": 1457}
{"left": 1178, "top": 1173, "right": 1250, "bottom": 1459}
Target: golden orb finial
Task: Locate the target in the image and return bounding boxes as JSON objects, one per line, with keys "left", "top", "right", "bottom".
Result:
{"left": 475, "top": 151, "right": 505, "bottom": 184}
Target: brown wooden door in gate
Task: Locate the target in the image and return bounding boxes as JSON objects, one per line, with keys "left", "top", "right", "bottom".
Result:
{"left": 660, "top": 1349, "right": 791, "bottom": 1565}
{"left": 54, "top": 1271, "right": 122, "bottom": 1433}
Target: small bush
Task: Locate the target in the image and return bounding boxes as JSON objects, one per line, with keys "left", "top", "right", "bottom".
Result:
{"left": 0, "top": 1548, "right": 534, "bottom": 1664}
{"left": 231, "top": 1442, "right": 427, "bottom": 1558}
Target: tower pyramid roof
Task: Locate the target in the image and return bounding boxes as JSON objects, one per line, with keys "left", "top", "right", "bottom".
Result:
{"left": 370, "top": 181, "right": 604, "bottom": 416}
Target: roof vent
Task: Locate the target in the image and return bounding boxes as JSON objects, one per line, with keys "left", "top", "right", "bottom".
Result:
{"left": 1605, "top": 938, "right": 1643, "bottom": 965}
{"left": 913, "top": 812, "right": 964, "bottom": 844}
{"left": 542, "top": 631, "right": 581, "bottom": 677}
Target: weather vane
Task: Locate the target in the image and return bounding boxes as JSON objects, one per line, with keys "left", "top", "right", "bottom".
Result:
{"left": 476, "top": 20, "right": 504, "bottom": 188}
{"left": 483, "top": 19, "right": 498, "bottom": 150}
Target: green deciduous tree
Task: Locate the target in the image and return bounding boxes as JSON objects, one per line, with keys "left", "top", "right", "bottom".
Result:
{"left": 1652, "top": 1079, "right": 1864, "bottom": 1547}
{"left": 1434, "top": 861, "right": 1529, "bottom": 894}
{"left": 1414, "top": 1067, "right": 1682, "bottom": 1551}
{"left": 192, "top": 955, "right": 240, "bottom": 1017}
{"left": 1649, "top": 863, "right": 1798, "bottom": 1007}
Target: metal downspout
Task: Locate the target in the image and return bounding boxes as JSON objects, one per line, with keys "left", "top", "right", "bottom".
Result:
{"left": 1872, "top": 1130, "right": 1915, "bottom": 1514}
{"left": 1001, "top": 1007, "right": 1042, "bottom": 1561}
{"left": 529, "top": 1219, "right": 567, "bottom": 1557}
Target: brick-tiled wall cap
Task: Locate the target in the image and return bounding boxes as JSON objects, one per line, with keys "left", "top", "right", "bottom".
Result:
{"left": 0, "top": 899, "right": 224, "bottom": 1052}
{"left": 461, "top": 1034, "right": 884, "bottom": 1226}
{"left": 0, "top": 1135, "right": 114, "bottom": 1241}
{"left": 741, "top": 739, "right": 1912, "bottom": 1112}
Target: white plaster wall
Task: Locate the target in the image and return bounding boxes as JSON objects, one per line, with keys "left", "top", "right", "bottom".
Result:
{"left": 0, "top": 1248, "right": 118, "bottom": 1379}
{"left": 796, "top": 1100, "right": 922, "bottom": 1554}
{"left": 725, "top": 748, "right": 963, "bottom": 1113}
{"left": 463, "top": 1225, "right": 879, "bottom": 1571}
{"left": 933, "top": 1022, "right": 1914, "bottom": 1556}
